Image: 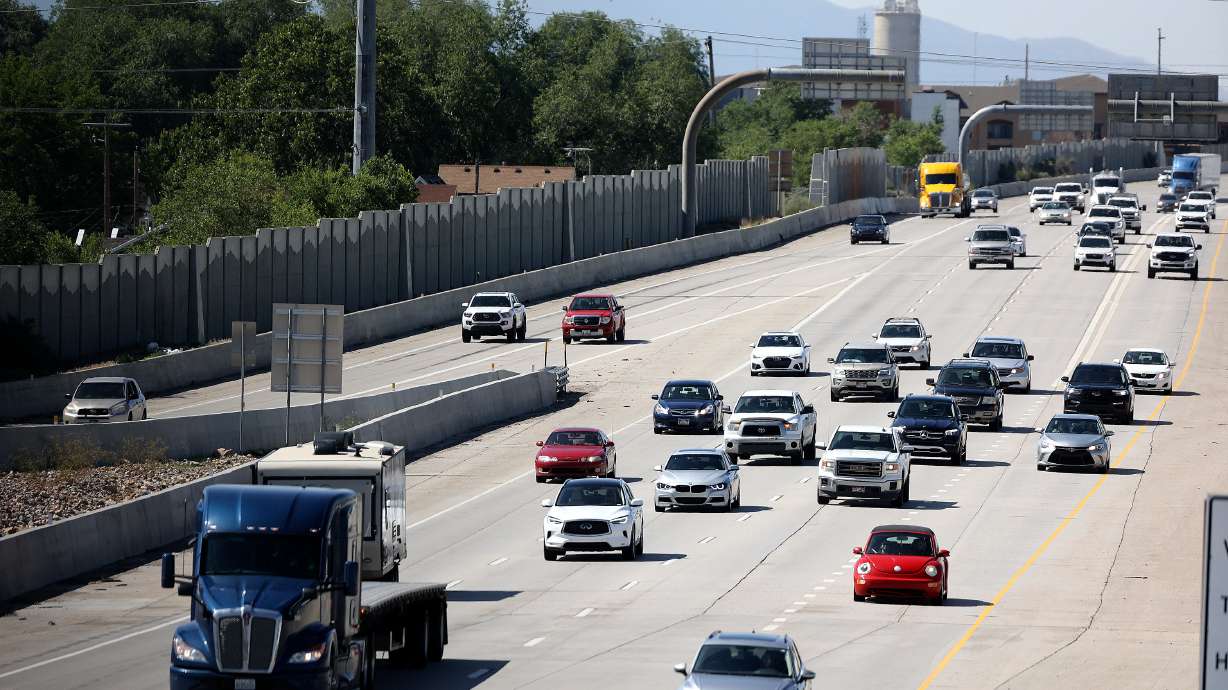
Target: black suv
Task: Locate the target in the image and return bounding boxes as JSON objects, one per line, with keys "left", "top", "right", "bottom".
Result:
{"left": 888, "top": 394, "right": 967, "bottom": 464}
{"left": 1062, "top": 362, "right": 1134, "bottom": 424}
{"left": 927, "top": 359, "right": 1005, "bottom": 430}
{"left": 850, "top": 215, "right": 889, "bottom": 244}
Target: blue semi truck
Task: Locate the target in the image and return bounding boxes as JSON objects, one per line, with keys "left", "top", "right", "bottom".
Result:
{"left": 160, "top": 478, "right": 447, "bottom": 689}
{"left": 1170, "top": 153, "right": 1221, "bottom": 198}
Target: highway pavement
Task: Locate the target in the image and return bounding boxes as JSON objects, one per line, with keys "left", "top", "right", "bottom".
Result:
{"left": 1, "top": 175, "right": 1225, "bottom": 689}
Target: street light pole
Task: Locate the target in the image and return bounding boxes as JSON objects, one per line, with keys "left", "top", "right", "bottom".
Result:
{"left": 82, "top": 120, "right": 131, "bottom": 235}
{"left": 351, "top": 0, "right": 377, "bottom": 174}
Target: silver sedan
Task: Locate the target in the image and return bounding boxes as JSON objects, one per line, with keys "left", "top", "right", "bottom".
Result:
{"left": 1037, "top": 201, "right": 1072, "bottom": 225}
{"left": 1036, "top": 414, "right": 1113, "bottom": 473}
{"left": 654, "top": 449, "right": 741, "bottom": 512}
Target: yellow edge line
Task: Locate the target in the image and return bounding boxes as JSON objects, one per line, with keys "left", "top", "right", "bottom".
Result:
{"left": 917, "top": 219, "right": 1227, "bottom": 690}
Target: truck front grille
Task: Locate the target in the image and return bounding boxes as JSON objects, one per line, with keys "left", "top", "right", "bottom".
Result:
{"left": 572, "top": 316, "right": 600, "bottom": 326}
{"left": 1156, "top": 252, "right": 1190, "bottom": 262}
{"left": 928, "top": 192, "right": 951, "bottom": 208}
{"left": 836, "top": 461, "right": 882, "bottom": 478}
{"left": 213, "top": 609, "right": 281, "bottom": 674}
{"left": 742, "top": 424, "right": 781, "bottom": 437}
{"left": 472, "top": 312, "right": 500, "bottom": 322}
{"left": 845, "top": 369, "right": 878, "bottom": 380}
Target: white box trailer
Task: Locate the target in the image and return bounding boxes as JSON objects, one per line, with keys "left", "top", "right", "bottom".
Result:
{"left": 257, "top": 432, "right": 407, "bottom": 581}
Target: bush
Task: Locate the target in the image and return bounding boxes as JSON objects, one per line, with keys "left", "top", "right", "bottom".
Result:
{"left": 0, "top": 316, "right": 56, "bottom": 382}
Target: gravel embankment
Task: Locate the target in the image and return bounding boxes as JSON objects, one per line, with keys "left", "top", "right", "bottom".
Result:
{"left": 0, "top": 457, "right": 253, "bottom": 536}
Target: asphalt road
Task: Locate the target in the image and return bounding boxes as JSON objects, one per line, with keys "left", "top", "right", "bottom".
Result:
{"left": 2, "top": 176, "right": 1225, "bottom": 690}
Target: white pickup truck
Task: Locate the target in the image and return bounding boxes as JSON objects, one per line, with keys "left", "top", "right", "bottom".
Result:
{"left": 1052, "top": 182, "right": 1086, "bottom": 213}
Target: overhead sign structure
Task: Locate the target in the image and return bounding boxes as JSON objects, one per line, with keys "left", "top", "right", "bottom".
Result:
{"left": 1204, "top": 495, "right": 1228, "bottom": 688}
{"left": 271, "top": 304, "right": 344, "bottom": 442}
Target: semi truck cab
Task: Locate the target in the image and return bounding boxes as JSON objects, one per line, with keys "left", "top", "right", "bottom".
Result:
{"left": 918, "top": 162, "right": 971, "bottom": 218}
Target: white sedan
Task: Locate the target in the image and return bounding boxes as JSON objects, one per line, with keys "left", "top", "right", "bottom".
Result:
{"left": 749, "top": 331, "right": 811, "bottom": 376}
{"left": 1118, "top": 348, "right": 1174, "bottom": 393}
{"left": 542, "top": 478, "right": 644, "bottom": 561}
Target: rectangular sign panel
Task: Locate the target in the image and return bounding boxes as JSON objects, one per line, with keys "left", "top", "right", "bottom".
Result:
{"left": 1204, "top": 495, "right": 1228, "bottom": 688}
{"left": 270, "top": 304, "right": 344, "bottom": 394}
{"left": 230, "top": 321, "right": 258, "bottom": 368}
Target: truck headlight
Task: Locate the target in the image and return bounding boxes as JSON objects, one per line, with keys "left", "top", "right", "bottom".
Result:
{"left": 884, "top": 462, "right": 900, "bottom": 472}
{"left": 856, "top": 562, "right": 871, "bottom": 575}
{"left": 1112, "top": 389, "right": 1129, "bottom": 396}
{"left": 783, "top": 421, "right": 797, "bottom": 431}
{"left": 110, "top": 402, "right": 127, "bottom": 415}
{"left": 172, "top": 634, "right": 207, "bottom": 663}
{"left": 878, "top": 368, "right": 892, "bottom": 377}
{"left": 981, "top": 396, "right": 997, "bottom": 404}
{"left": 288, "top": 641, "right": 328, "bottom": 664}
{"left": 821, "top": 460, "right": 835, "bottom": 470}
{"left": 600, "top": 316, "right": 611, "bottom": 325}
{"left": 727, "top": 421, "right": 741, "bottom": 431}
{"left": 924, "top": 564, "right": 940, "bottom": 578}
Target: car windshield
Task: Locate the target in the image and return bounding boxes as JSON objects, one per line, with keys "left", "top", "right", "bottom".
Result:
{"left": 1042, "top": 202, "right": 1067, "bottom": 209}
{"left": 879, "top": 324, "right": 921, "bottom": 339}
{"left": 691, "top": 644, "right": 792, "bottom": 678}
{"left": 469, "top": 294, "right": 511, "bottom": 308}
{"left": 734, "top": 396, "right": 795, "bottom": 414}
{"left": 829, "top": 431, "right": 896, "bottom": 451}
{"left": 1033, "top": 187, "right": 1053, "bottom": 194}
{"left": 1070, "top": 365, "right": 1126, "bottom": 386}
{"left": 924, "top": 172, "right": 959, "bottom": 186}
{"left": 74, "top": 381, "right": 127, "bottom": 399}
{"left": 555, "top": 483, "right": 625, "bottom": 507}
{"left": 1180, "top": 204, "right": 1202, "bottom": 212}
{"left": 836, "top": 348, "right": 888, "bottom": 364}
{"left": 661, "top": 384, "right": 714, "bottom": 400}
{"left": 1108, "top": 199, "right": 1134, "bottom": 208}
{"left": 973, "top": 190, "right": 994, "bottom": 197}
{"left": 1123, "top": 350, "right": 1167, "bottom": 365}
{"left": 545, "top": 430, "right": 602, "bottom": 446}
{"left": 666, "top": 454, "right": 725, "bottom": 472}
{"left": 1080, "top": 237, "right": 1112, "bottom": 248}
{"left": 1008, "top": 227, "right": 1021, "bottom": 238}
{"left": 1080, "top": 223, "right": 1111, "bottom": 234}
{"left": 1154, "top": 235, "right": 1194, "bottom": 248}
{"left": 570, "top": 297, "right": 611, "bottom": 311}
{"left": 1190, "top": 192, "right": 1212, "bottom": 200}
{"left": 1095, "top": 177, "right": 1120, "bottom": 188}
{"left": 201, "top": 534, "right": 321, "bottom": 579}
{"left": 897, "top": 399, "right": 954, "bottom": 419}
{"left": 866, "top": 532, "right": 933, "bottom": 556}
{"left": 853, "top": 215, "right": 885, "bottom": 226}
{"left": 1046, "top": 418, "right": 1101, "bottom": 435}
{"left": 971, "top": 342, "right": 1023, "bottom": 359}
{"left": 972, "top": 229, "right": 1009, "bottom": 242}
{"left": 757, "top": 334, "right": 802, "bottom": 348}
{"left": 1173, "top": 171, "right": 1194, "bottom": 181}
{"left": 1088, "top": 208, "right": 1119, "bottom": 218}
{"left": 937, "top": 367, "right": 994, "bottom": 387}
{"left": 1159, "top": 194, "right": 1176, "bottom": 201}
{"left": 1055, "top": 184, "right": 1081, "bottom": 192}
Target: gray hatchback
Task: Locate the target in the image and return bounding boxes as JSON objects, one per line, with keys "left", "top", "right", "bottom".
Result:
{"left": 675, "top": 631, "right": 815, "bottom": 689}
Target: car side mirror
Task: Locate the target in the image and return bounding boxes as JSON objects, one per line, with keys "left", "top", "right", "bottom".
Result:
{"left": 514, "top": 302, "right": 523, "bottom": 308}
{"left": 561, "top": 306, "right": 568, "bottom": 313}
{"left": 64, "top": 392, "right": 72, "bottom": 400}
{"left": 715, "top": 394, "right": 723, "bottom": 401}
{"left": 343, "top": 561, "right": 360, "bottom": 598}
{"left": 1060, "top": 376, "right": 1070, "bottom": 382}
{"left": 160, "top": 553, "right": 176, "bottom": 589}
{"left": 541, "top": 499, "right": 553, "bottom": 508}
{"left": 1197, "top": 245, "right": 1203, "bottom": 250}
{"left": 852, "top": 546, "right": 863, "bottom": 555}
{"left": 870, "top": 333, "right": 878, "bottom": 339}
{"left": 925, "top": 378, "right": 936, "bottom": 386}
{"left": 1027, "top": 355, "right": 1035, "bottom": 361}
{"left": 938, "top": 549, "right": 950, "bottom": 557}
{"left": 815, "top": 443, "right": 826, "bottom": 451}
{"left": 886, "top": 411, "right": 895, "bottom": 418}
{"left": 1141, "top": 205, "right": 1147, "bottom": 211}
{"left": 961, "top": 352, "right": 970, "bottom": 357}
{"left": 802, "top": 405, "right": 815, "bottom": 415}
{"left": 1105, "top": 430, "right": 1115, "bottom": 437}
{"left": 653, "top": 465, "right": 662, "bottom": 472}
{"left": 925, "top": 334, "right": 932, "bottom": 339}
{"left": 651, "top": 394, "right": 659, "bottom": 400}
{"left": 901, "top": 445, "right": 915, "bottom": 453}
{"left": 722, "top": 405, "right": 732, "bottom": 414}
{"left": 960, "top": 414, "right": 970, "bottom": 421}
{"left": 964, "top": 237, "right": 970, "bottom": 242}
{"left": 605, "top": 441, "right": 615, "bottom": 447}
{"left": 800, "top": 669, "right": 817, "bottom": 681}
{"left": 674, "top": 663, "right": 687, "bottom": 675}
{"left": 461, "top": 302, "right": 469, "bottom": 308}
{"left": 536, "top": 440, "right": 544, "bottom": 447}
{"left": 630, "top": 498, "right": 644, "bottom": 507}
{"left": 826, "top": 357, "right": 836, "bottom": 364}
{"left": 1112, "top": 358, "right": 1120, "bottom": 364}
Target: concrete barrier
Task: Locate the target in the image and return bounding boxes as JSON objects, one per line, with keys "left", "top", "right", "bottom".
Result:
{"left": 0, "top": 370, "right": 512, "bottom": 470}
{"left": 0, "top": 369, "right": 559, "bottom": 604}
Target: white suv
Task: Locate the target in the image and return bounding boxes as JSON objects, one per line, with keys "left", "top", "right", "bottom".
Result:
{"left": 722, "top": 390, "right": 818, "bottom": 464}
{"left": 816, "top": 426, "right": 912, "bottom": 507}
{"left": 749, "top": 331, "right": 811, "bottom": 376}
{"left": 1147, "top": 233, "right": 1201, "bottom": 279}
{"left": 1085, "top": 205, "right": 1125, "bottom": 243}
{"left": 873, "top": 317, "right": 931, "bottom": 368}
{"left": 1186, "top": 190, "right": 1217, "bottom": 219}
{"left": 1052, "top": 183, "right": 1086, "bottom": 213}
{"left": 541, "top": 478, "right": 644, "bottom": 561}
{"left": 1074, "top": 235, "right": 1116, "bottom": 272}
{"left": 1176, "top": 202, "right": 1211, "bottom": 232}
{"left": 461, "top": 291, "right": 527, "bottom": 342}
{"left": 1107, "top": 196, "right": 1142, "bottom": 233}
{"left": 1028, "top": 186, "right": 1054, "bottom": 211}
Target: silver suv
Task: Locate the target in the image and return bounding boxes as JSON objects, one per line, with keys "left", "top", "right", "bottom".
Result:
{"left": 873, "top": 316, "right": 932, "bottom": 368}
{"left": 966, "top": 225, "right": 1015, "bottom": 269}
{"left": 674, "top": 631, "right": 815, "bottom": 690}
{"left": 828, "top": 342, "right": 899, "bottom": 402}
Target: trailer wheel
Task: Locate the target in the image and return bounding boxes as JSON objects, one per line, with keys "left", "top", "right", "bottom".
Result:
{"left": 362, "top": 637, "right": 376, "bottom": 688}
{"left": 427, "top": 604, "right": 447, "bottom": 662}
{"left": 391, "top": 612, "right": 429, "bottom": 668}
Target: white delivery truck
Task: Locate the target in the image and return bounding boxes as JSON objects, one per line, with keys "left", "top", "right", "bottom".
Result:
{"left": 257, "top": 431, "right": 407, "bottom": 581}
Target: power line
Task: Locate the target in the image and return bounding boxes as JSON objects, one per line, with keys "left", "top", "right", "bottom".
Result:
{"left": 0, "top": 107, "right": 352, "bottom": 115}
{"left": 1, "top": 0, "right": 220, "bottom": 14}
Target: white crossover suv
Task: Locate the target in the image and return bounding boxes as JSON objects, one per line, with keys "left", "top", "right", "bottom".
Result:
{"left": 749, "top": 331, "right": 812, "bottom": 376}
{"left": 461, "top": 291, "right": 527, "bottom": 342}
{"left": 1085, "top": 205, "right": 1125, "bottom": 243}
{"left": 1176, "top": 202, "right": 1211, "bottom": 232}
{"left": 1117, "top": 348, "right": 1174, "bottom": 393}
{"left": 722, "top": 390, "right": 818, "bottom": 464}
{"left": 1074, "top": 235, "right": 1116, "bottom": 272}
{"left": 1029, "top": 186, "right": 1054, "bottom": 211}
{"left": 541, "top": 478, "right": 644, "bottom": 561}
{"left": 873, "top": 316, "right": 931, "bottom": 368}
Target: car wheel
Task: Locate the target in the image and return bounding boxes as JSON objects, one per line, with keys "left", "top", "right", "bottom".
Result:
{"left": 652, "top": 427, "right": 662, "bottom": 434}
{"left": 817, "top": 489, "right": 830, "bottom": 505}
{"left": 803, "top": 436, "right": 816, "bottom": 461}
{"left": 1007, "top": 259, "right": 1015, "bottom": 269}
{"left": 605, "top": 463, "right": 616, "bottom": 479}
{"left": 655, "top": 503, "right": 664, "bottom": 512}
{"left": 635, "top": 531, "right": 645, "bottom": 557}
{"left": 518, "top": 322, "right": 527, "bottom": 340}
{"left": 616, "top": 326, "right": 626, "bottom": 342}
{"left": 1109, "top": 262, "right": 1116, "bottom": 272}
{"left": 891, "top": 480, "right": 908, "bottom": 508}
{"left": 127, "top": 412, "right": 133, "bottom": 421}
{"left": 562, "top": 334, "right": 571, "bottom": 344}
{"left": 461, "top": 328, "right": 471, "bottom": 343}
{"left": 732, "top": 491, "right": 741, "bottom": 509}
{"left": 830, "top": 389, "right": 840, "bottom": 402}
{"left": 535, "top": 475, "right": 546, "bottom": 484}
{"left": 1099, "top": 461, "right": 1109, "bottom": 474}
{"left": 1147, "top": 267, "right": 1155, "bottom": 279}
{"left": 622, "top": 529, "right": 638, "bottom": 561}
{"left": 881, "top": 237, "right": 889, "bottom": 245}
{"left": 884, "top": 385, "right": 898, "bottom": 403}
{"left": 851, "top": 239, "right": 858, "bottom": 245}
{"left": 920, "top": 359, "right": 930, "bottom": 370}
{"left": 790, "top": 451, "right": 802, "bottom": 466}
{"left": 506, "top": 329, "right": 516, "bottom": 342}
{"left": 605, "top": 331, "right": 616, "bottom": 343}
{"left": 1037, "top": 464, "right": 1046, "bottom": 471}
{"left": 990, "top": 415, "right": 1003, "bottom": 432}
{"left": 957, "top": 444, "right": 967, "bottom": 465}
{"left": 543, "top": 545, "right": 561, "bottom": 561}
{"left": 1191, "top": 266, "right": 1199, "bottom": 280}
{"left": 853, "top": 593, "right": 866, "bottom": 602}
{"left": 968, "top": 261, "right": 976, "bottom": 270}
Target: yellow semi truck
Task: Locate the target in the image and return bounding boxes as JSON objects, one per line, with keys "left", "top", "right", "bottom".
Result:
{"left": 918, "top": 161, "right": 971, "bottom": 218}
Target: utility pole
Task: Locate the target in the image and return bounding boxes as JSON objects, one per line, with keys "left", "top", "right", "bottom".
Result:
{"left": 131, "top": 146, "right": 139, "bottom": 233}
{"left": 351, "top": 0, "right": 376, "bottom": 174}
{"left": 1024, "top": 43, "right": 1029, "bottom": 81}
{"left": 83, "top": 120, "right": 130, "bottom": 235}
{"left": 1156, "top": 27, "right": 1164, "bottom": 75}
{"left": 705, "top": 36, "right": 716, "bottom": 126}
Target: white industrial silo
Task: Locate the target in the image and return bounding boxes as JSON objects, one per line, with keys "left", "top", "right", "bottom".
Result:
{"left": 871, "top": 0, "right": 921, "bottom": 97}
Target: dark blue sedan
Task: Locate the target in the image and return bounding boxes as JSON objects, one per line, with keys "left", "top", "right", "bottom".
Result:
{"left": 652, "top": 379, "right": 724, "bottom": 434}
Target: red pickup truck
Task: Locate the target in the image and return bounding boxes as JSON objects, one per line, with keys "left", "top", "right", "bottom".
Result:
{"left": 561, "top": 293, "right": 626, "bottom": 344}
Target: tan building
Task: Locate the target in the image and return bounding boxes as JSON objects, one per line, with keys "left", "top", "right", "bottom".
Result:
{"left": 436, "top": 164, "right": 575, "bottom": 195}
{"left": 926, "top": 75, "right": 1109, "bottom": 150}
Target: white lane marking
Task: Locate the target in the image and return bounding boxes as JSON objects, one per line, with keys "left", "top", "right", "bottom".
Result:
{"left": 830, "top": 572, "right": 842, "bottom": 576}
{"left": 814, "top": 586, "right": 827, "bottom": 591}
{"left": 902, "top": 517, "right": 913, "bottom": 521}
{"left": 773, "top": 617, "right": 788, "bottom": 623}
{"left": 446, "top": 579, "right": 463, "bottom": 589}
{"left": 0, "top": 615, "right": 189, "bottom": 679}
{"left": 489, "top": 557, "right": 508, "bottom": 566}
{"left": 737, "top": 514, "right": 752, "bottom": 522}
{"left": 524, "top": 637, "right": 546, "bottom": 648}
{"left": 621, "top": 580, "right": 639, "bottom": 591}
{"left": 469, "top": 669, "right": 490, "bottom": 680}
{"left": 408, "top": 470, "right": 532, "bottom": 530}
{"left": 937, "top": 490, "right": 948, "bottom": 494}
{"left": 804, "top": 593, "right": 816, "bottom": 598}
{"left": 794, "top": 601, "right": 808, "bottom": 606}
{"left": 842, "top": 564, "right": 853, "bottom": 569}
{"left": 661, "top": 557, "right": 680, "bottom": 566}
{"left": 799, "top": 476, "right": 812, "bottom": 484}
{"left": 763, "top": 624, "right": 780, "bottom": 631}
{"left": 908, "top": 511, "right": 919, "bottom": 515}
{"left": 699, "top": 536, "right": 716, "bottom": 544}
{"left": 575, "top": 607, "right": 594, "bottom": 618}
{"left": 823, "top": 579, "right": 835, "bottom": 583}
{"left": 771, "top": 495, "right": 783, "bottom": 502}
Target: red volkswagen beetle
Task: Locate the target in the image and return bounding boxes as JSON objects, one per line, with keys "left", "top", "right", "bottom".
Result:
{"left": 534, "top": 428, "right": 617, "bottom": 483}
{"left": 852, "top": 525, "right": 949, "bottom": 604}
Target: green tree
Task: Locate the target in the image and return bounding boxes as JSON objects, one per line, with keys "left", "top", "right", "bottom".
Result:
{"left": 284, "top": 154, "right": 419, "bottom": 220}
{"left": 0, "top": 189, "right": 49, "bottom": 264}
{"left": 0, "top": 0, "right": 47, "bottom": 55}
{"left": 883, "top": 118, "right": 945, "bottom": 167}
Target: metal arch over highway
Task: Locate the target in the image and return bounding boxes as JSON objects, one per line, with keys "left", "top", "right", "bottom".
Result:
{"left": 680, "top": 67, "right": 905, "bottom": 237}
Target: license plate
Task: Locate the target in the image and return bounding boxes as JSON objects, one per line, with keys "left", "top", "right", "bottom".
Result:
{"left": 676, "top": 419, "right": 690, "bottom": 426}
{"left": 234, "top": 680, "right": 256, "bottom": 690}
{"left": 575, "top": 330, "right": 600, "bottom": 337}
{"left": 849, "top": 486, "right": 867, "bottom": 494}
{"left": 852, "top": 382, "right": 867, "bottom": 388}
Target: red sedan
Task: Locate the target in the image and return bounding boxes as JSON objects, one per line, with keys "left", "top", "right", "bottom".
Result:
{"left": 852, "top": 525, "right": 949, "bottom": 604}
{"left": 534, "top": 428, "right": 617, "bottom": 483}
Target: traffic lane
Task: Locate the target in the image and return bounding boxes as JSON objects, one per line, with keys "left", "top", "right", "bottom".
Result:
{"left": 147, "top": 215, "right": 907, "bottom": 419}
